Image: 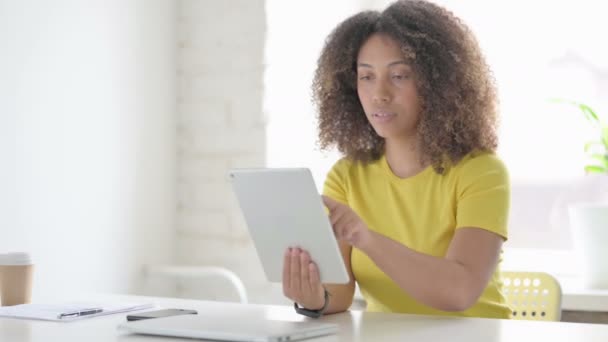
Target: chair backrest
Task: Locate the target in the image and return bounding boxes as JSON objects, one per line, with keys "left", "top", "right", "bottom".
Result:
{"left": 502, "top": 271, "right": 562, "bottom": 321}
{"left": 143, "top": 265, "right": 249, "bottom": 304}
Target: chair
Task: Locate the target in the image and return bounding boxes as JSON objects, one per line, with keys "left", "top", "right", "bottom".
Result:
{"left": 501, "top": 271, "right": 562, "bottom": 321}
{"left": 142, "top": 265, "right": 248, "bottom": 304}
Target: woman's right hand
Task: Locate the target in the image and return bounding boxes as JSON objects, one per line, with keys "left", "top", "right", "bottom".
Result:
{"left": 282, "top": 247, "right": 326, "bottom": 310}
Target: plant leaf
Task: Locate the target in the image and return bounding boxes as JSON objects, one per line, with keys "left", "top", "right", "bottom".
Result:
{"left": 549, "top": 98, "right": 601, "bottom": 124}
{"left": 584, "top": 141, "right": 603, "bottom": 153}
{"left": 585, "top": 165, "right": 607, "bottom": 174}
{"left": 602, "top": 126, "right": 608, "bottom": 149}
{"left": 579, "top": 103, "right": 600, "bottom": 124}
{"left": 589, "top": 153, "right": 608, "bottom": 169}
{"left": 549, "top": 98, "right": 577, "bottom": 105}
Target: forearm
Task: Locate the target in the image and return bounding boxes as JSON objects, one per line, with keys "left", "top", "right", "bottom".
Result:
{"left": 322, "top": 283, "right": 355, "bottom": 314}
{"left": 361, "top": 232, "right": 479, "bottom": 312}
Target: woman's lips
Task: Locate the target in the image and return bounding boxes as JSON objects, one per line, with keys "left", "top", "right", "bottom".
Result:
{"left": 371, "top": 111, "right": 396, "bottom": 123}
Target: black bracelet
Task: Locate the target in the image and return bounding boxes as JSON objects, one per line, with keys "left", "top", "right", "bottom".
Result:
{"left": 294, "top": 288, "right": 330, "bottom": 318}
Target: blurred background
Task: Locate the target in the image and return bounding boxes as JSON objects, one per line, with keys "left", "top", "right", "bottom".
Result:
{"left": 1, "top": 0, "right": 607, "bottom": 305}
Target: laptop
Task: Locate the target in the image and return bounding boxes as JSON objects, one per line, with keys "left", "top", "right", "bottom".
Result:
{"left": 117, "top": 314, "right": 339, "bottom": 342}
{"left": 228, "top": 168, "right": 350, "bottom": 284}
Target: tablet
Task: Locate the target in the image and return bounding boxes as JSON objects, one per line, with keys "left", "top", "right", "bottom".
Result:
{"left": 118, "top": 313, "right": 339, "bottom": 342}
{"left": 229, "top": 168, "right": 350, "bottom": 284}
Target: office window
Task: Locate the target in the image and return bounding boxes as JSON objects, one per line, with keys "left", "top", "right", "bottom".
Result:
{"left": 264, "top": 0, "right": 608, "bottom": 257}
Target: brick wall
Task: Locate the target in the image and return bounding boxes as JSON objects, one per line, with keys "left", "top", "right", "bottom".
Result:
{"left": 174, "top": 0, "right": 286, "bottom": 304}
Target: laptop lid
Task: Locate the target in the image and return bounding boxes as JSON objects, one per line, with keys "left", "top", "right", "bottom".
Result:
{"left": 117, "top": 314, "right": 339, "bottom": 342}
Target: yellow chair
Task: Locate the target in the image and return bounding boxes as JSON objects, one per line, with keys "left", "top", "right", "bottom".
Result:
{"left": 502, "top": 271, "right": 562, "bottom": 321}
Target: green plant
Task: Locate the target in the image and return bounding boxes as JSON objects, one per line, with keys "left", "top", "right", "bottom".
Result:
{"left": 555, "top": 100, "right": 608, "bottom": 174}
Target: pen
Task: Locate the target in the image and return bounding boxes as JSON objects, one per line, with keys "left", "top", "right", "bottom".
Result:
{"left": 58, "top": 308, "right": 103, "bottom": 319}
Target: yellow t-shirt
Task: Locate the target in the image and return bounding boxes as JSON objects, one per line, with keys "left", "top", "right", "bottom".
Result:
{"left": 323, "top": 151, "right": 511, "bottom": 319}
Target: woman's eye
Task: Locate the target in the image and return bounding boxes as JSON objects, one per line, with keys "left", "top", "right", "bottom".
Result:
{"left": 358, "top": 75, "right": 372, "bottom": 81}
{"left": 392, "top": 74, "right": 409, "bottom": 80}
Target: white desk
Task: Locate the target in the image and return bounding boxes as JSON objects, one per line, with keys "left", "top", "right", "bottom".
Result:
{"left": 559, "top": 276, "right": 608, "bottom": 312}
{"left": 2, "top": 294, "right": 608, "bottom": 341}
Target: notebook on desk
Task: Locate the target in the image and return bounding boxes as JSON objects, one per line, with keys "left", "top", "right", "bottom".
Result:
{"left": 0, "top": 302, "right": 154, "bottom": 321}
{"left": 117, "top": 313, "right": 339, "bottom": 342}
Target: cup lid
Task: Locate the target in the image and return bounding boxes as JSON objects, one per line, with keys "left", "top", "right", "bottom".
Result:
{"left": 0, "top": 252, "right": 33, "bottom": 265}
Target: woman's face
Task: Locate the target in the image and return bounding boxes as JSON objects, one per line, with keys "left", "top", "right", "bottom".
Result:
{"left": 356, "top": 33, "right": 421, "bottom": 142}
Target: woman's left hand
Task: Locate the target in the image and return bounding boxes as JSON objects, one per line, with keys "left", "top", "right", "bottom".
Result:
{"left": 322, "top": 196, "right": 375, "bottom": 250}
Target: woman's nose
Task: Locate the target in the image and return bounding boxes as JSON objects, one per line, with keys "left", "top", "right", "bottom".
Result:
{"left": 372, "top": 82, "right": 391, "bottom": 103}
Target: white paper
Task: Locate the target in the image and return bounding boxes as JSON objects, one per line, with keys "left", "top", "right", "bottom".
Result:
{"left": 0, "top": 302, "right": 154, "bottom": 321}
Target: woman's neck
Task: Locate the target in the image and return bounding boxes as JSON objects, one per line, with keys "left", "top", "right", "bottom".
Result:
{"left": 384, "top": 137, "right": 427, "bottom": 179}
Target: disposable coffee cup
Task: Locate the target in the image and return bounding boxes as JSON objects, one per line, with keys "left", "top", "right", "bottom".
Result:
{"left": 0, "top": 252, "right": 34, "bottom": 306}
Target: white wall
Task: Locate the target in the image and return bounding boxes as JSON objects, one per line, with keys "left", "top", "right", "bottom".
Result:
{"left": 265, "top": 0, "right": 363, "bottom": 187}
{"left": 173, "top": 0, "right": 271, "bottom": 303}
{"left": 0, "top": 0, "right": 176, "bottom": 298}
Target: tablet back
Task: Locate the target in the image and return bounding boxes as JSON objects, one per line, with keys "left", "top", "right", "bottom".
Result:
{"left": 229, "top": 168, "right": 349, "bottom": 284}
{"left": 118, "top": 313, "right": 339, "bottom": 342}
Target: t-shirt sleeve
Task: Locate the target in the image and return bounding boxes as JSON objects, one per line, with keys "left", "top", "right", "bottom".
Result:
{"left": 455, "top": 154, "right": 510, "bottom": 240}
{"left": 322, "top": 158, "right": 350, "bottom": 205}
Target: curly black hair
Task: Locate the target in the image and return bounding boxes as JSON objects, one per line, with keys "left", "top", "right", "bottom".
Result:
{"left": 313, "top": 0, "right": 498, "bottom": 173}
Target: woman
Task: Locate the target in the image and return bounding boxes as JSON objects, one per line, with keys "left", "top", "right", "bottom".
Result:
{"left": 283, "top": 0, "right": 510, "bottom": 319}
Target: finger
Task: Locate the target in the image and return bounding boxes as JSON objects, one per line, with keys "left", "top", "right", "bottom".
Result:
{"left": 282, "top": 247, "right": 291, "bottom": 297}
{"left": 333, "top": 222, "right": 344, "bottom": 240}
{"left": 342, "top": 217, "right": 360, "bottom": 242}
{"left": 332, "top": 212, "right": 352, "bottom": 239}
{"left": 322, "top": 195, "right": 340, "bottom": 212}
{"left": 309, "top": 262, "right": 325, "bottom": 304}
{"left": 290, "top": 247, "right": 301, "bottom": 294}
{"left": 308, "top": 261, "right": 321, "bottom": 291}
{"left": 328, "top": 205, "right": 348, "bottom": 226}
{"left": 343, "top": 225, "right": 357, "bottom": 244}
{"left": 336, "top": 219, "right": 358, "bottom": 243}
{"left": 300, "top": 250, "right": 312, "bottom": 294}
